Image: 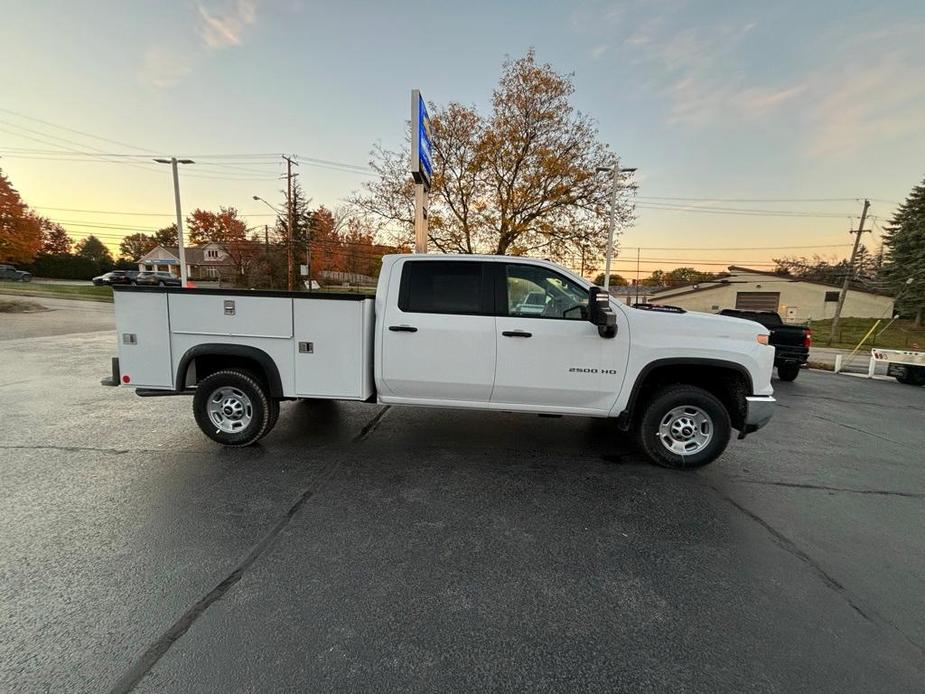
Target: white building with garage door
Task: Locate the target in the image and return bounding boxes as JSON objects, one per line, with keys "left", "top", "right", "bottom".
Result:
{"left": 649, "top": 266, "right": 894, "bottom": 322}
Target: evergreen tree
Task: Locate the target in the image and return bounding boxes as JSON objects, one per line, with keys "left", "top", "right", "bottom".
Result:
{"left": 882, "top": 178, "right": 925, "bottom": 325}
{"left": 75, "top": 235, "right": 114, "bottom": 270}
{"left": 273, "top": 180, "right": 312, "bottom": 247}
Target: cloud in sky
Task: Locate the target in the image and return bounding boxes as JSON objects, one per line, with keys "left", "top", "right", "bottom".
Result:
{"left": 806, "top": 48, "right": 925, "bottom": 157}
{"left": 579, "top": 6, "right": 925, "bottom": 158}
{"left": 137, "top": 0, "right": 259, "bottom": 88}
{"left": 137, "top": 45, "right": 194, "bottom": 89}
{"left": 196, "top": 0, "right": 258, "bottom": 50}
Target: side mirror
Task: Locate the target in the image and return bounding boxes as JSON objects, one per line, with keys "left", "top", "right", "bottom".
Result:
{"left": 588, "top": 286, "right": 617, "bottom": 338}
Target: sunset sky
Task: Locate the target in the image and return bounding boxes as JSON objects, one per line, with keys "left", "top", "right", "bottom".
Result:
{"left": 2, "top": 0, "right": 924, "bottom": 277}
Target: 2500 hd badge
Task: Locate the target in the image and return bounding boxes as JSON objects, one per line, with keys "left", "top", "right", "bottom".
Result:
{"left": 569, "top": 367, "right": 620, "bottom": 374}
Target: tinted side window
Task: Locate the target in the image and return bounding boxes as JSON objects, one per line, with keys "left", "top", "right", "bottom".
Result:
{"left": 399, "top": 261, "right": 485, "bottom": 315}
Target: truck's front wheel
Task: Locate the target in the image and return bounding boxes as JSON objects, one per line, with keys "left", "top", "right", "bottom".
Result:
{"left": 638, "top": 385, "right": 732, "bottom": 469}
{"left": 193, "top": 369, "right": 272, "bottom": 446}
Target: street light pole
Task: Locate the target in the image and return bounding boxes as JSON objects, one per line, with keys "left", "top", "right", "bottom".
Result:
{"left": 596, "top": 161, "right": 637, "bottom": 292}
{"left": 154, "top": 157, "right": 194, "bottom": 287}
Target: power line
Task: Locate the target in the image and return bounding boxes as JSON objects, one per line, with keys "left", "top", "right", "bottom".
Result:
{"left": 636, "top": 202, "right": 854, "bottom": 219}
{"left": 0, "top": 108, "right": 156, "bottom": 153}
{"left": 0, "top": 149, "right": 371, "bottom": 178}
{"left": 29, "top": 209, "right": 858, "bottom": 249}
{"left": 637, "top": 195, "right": 861, "bottom": 203}
{"left": 32, "top": 205, "right": 277, "bottom": 218}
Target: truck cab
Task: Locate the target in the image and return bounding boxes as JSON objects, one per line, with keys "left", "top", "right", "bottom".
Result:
{"left": 105, "top": 254, "right": 776, "bottom": 469}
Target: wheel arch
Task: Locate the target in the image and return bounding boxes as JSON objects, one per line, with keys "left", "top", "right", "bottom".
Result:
{"left": 176, "top": 344, "right": 284, "bottom": 398}
{"left": 618, "top": 358, "right": 752, "bottom": 431}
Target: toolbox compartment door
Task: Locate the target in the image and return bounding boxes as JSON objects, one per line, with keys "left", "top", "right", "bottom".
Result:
{"left": 293, "top": 298, "right": 372, "bottom": 399}
{"left": 114, "top": 291, "right": 173, "bottom": 388}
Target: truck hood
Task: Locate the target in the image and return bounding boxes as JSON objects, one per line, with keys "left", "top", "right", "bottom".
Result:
{"left": 621, "top": 306, "right": 770, "bottom": 341}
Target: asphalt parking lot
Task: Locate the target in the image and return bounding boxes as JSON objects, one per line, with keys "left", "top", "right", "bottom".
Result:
{"left": 1, "top": 304, "right": 924, "bottom": 692}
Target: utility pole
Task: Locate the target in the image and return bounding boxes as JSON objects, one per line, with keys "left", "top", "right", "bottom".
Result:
{"left": 635, "top": 247, "right": 641, "bottom": 304}
{"left": 282, "top": 155, "right": 299, "bottom": 290}
{"left": 264, "top": 224, "right": 271, "bottom": 289}
{"left": 596, "top": 160, "right": 637, "bottom": 292}
{"left": 154, "top": 157, "right": 194, "bottom": 286}
{"left": 828, "top": 199, "right": 871, "bottom": 345}
{"left": 305, "top": 215, "right": 313, "bottom": 292}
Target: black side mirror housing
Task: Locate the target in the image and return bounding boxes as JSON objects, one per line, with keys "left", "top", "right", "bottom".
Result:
{"left": 588, "top": 286, "right": 617, "bottom": 338}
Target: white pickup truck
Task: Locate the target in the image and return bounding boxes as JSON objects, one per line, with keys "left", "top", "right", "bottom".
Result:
{"left": 103, "top": 254, "right": 775, "bottom": 468}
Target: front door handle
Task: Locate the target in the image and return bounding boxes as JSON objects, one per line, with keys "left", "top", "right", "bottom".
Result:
{"left": 389, "top": 325, "right": 418, "bottom": 332}
{"left": 502, "top": 330, "right": 532, "bottom": 338}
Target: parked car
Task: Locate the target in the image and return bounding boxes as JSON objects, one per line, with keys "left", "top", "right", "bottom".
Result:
{"left": 92, "top": 270, "right": 138, "bottom": 286}
{"left": 720, "top": 309, "right": 811, "bottom": 381}
{"left": 0, "top": 263, "right": 32, "bottom": 282}
{"left": 135, "top": 271, "right": 181, "bottom": 287}
{"left": 103, "top": 254, "right": 776, "bottom": 469}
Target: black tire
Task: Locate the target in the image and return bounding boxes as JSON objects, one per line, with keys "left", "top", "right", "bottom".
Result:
{"left": 158, "top": 281, "right": 166, "bottom": 287}
{"left": 193, "top": 369, "right": 271, "bottom": 446}
{"left": 259, "top": 399, "right": 281, "bottom": 440}
{"left": 777, "top": 363, "right": 801, "bottom": 381}
{"left": 21, "top": 274, "right": 31, "bottom": 283}
{"left": 895, "top": 369, "right": 925, "bottom": 386}
{"left": 637, "top": 385, "right": 732, "bottom": 469}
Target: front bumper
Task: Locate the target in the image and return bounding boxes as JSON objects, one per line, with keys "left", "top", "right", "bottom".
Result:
{"left": 740, "top": 395, "right": 775, "bottom": 438}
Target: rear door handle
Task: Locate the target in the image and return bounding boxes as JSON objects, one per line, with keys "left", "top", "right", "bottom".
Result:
{"left": 388, "top": 325, "right": 418, "bottom": 332}
{"left": 502, "top": 330, "right": 532, "bottom": 338}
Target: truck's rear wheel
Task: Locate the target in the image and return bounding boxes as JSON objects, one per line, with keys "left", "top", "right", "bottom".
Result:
{"left": 638, "top": 385, "right": 732, "bottom": 469}
{"left": 777, "top": 363, "right": 800, "bottom": 381}
{"left": 259, "top": 399, "right": 281, "bottom": 440}
{"left": 895, "top": 367, "right": 925, "bottom": 386}
{"left": 193, "top": 369, "right": 272, "bottom": 446}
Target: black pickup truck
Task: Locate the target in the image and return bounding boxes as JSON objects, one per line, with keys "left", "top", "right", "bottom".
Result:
{"left": 720, "top": 309, "right": 811, "bottom": 381}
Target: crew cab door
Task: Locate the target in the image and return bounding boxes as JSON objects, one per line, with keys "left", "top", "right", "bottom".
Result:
{"left": 491, "top": 262, "right": 628, "bottom": 413}
{"left": 379, "top": 259, "right": 496, "bottom": 403}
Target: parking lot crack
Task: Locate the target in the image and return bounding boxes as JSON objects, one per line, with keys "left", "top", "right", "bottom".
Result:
{"left": 803, "top": 413, "right": 902, "bottom": 445}
{"left": 711, "top": 486, "right": 873, "bottom": 621}
{"left": 712, "top": 486, "right": 925, "bottom": 659}
{"left": 352, "top": 405, "right": 391, "bottom": 442}
{"left": 730, "top": 478, "right": 925, "bottom": 500}
{"left": 0, "top": 444, "right": 131, "bottom": 455}
{"left": 784, "top": 393, "right": 925, "bottom": 413}
{"left": 107, "top": 460, "right": 343, "bottom": 694}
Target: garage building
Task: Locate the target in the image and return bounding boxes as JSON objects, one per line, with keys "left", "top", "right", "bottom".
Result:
{"left": 649, "top": 266, "right": 894, "bottom": 322}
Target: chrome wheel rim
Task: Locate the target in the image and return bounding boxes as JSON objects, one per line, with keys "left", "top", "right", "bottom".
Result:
{"left": 658, "top": 405, "right": 713, "bottom": 455}
{"left": 207, "top": 386, "right": 253, "bottom": 434}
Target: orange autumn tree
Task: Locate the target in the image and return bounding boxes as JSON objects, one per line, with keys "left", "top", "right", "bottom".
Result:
{"left": 0, "top": 169, "right": 42, "bottom": 263}
{"left": 351, "top": 50, "right": 635, "bottom": 262}
{"left": 307, "top": 207, "right": 408, "bottom": 282}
